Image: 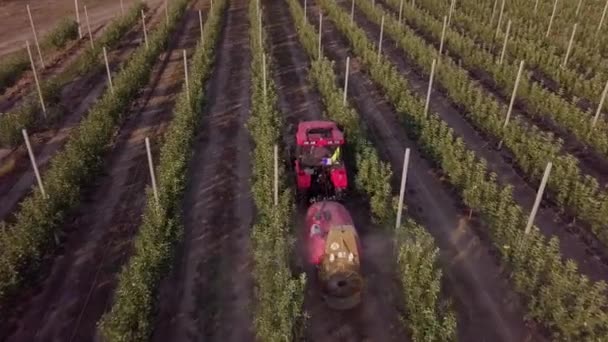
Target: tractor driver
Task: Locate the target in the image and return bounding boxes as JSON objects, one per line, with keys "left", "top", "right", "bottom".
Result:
{"left": 323, "top": 146, "right": 341, "bottom": 166}
{"left": 301, "top": 145, "right": 341, "bottom": 166}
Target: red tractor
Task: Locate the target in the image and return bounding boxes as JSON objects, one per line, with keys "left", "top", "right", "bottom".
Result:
{"left": 294, "top": 121, "right": 348, "bottom": 202}
{"left": 305, "top": 201, "right": 362, "bottom": 310}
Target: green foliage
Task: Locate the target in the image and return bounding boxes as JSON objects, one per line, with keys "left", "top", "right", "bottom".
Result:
{"left": 0, "top": 0, "right": 187, "bottom": 322}
{"left": 325, "top": 0, "right": 608, "bottom": 338}
{"left": 396, "top": 219, "right": 457, "bottom": 342}
{"left": 0, "top": 52, "right": 29, "bottom": 93}
{"left": 44, "top": 18, "right": 79, "bottom": 49}
{"left": 0, "top": 2, "right": 146, "bottom": 148}
{"left": 285, "top": 0, "right": 456, "bottom": 340}
{"left": 96, "top": 0, "right": 225, "bottom": 340}
{"left": 248, "top": 2, "right": 306, "bottom": 340}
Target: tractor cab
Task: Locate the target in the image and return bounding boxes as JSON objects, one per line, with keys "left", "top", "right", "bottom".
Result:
{"left": 294, "top": 121, "right": 348, "bottom": 202}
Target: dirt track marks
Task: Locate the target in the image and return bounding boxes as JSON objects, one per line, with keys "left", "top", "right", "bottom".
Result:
{"left": 0, "top": 3, "right": 202, "bottom": 341}
{"left": 307, "top": 0, "right": 545, "bottom": 340}
{"left": 151, "top": 0, "right": 254, "bottom": 341}
{"left": 350, "top": 0, "right": 608, "bottom": 283}
{"left": 266, "top": 0, "right": 323, "bottom": 140}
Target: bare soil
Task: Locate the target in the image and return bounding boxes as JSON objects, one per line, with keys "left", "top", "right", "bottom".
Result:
{"left": 0, "top": 2, "right": 204, "bottom": 341}
{"left": 151, "top": 0, "right": 255, "bottom": 340}
{"left": 362, "top": 0, "right": 608, "bottom": 282}
{"left": 0, "top": 0, "right": 138, "bottom": 57}
{"left": 309, "top": 0, "right": 546, "bottom": 340}
{"left": 0, "top": 2, "right": 164, "bottom": 224}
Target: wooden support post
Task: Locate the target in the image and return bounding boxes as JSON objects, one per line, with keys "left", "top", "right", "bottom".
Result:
{"left": 22, "top": 129, "right": 46, "bottom": 198}
{"left": 447, "top": 0, "right": 455, "bottom": 27}
{"left": 599, "top": 0, "right": 608, "bottom": 33}
{"left": 165, "top": 1, "right": 169, "bottom": 25}
{"left": 145, "top": 137, "right": 159, "bottom": 205}
{"left": 262, "top": 54, "right": 267, "bottom": 98}
{"left": 274, "top": 144, "right": 278, "bottom": 206}
{"left": 26, "top": 40, "right": 46, "bottom": 118}
{"left": 142, "top": 10, "right": 149, "bottom": 49}
{"left": 103, "top": 47, "right": 113, "bottom": 93}
{"left": 75, "top": 0, "right": 82, "bottom": 38}
{"left": 259, "top": 10, "right": 264, "bottom": 48}
{"left": 494, "top": 0, "right": 505, "bottom": 40}
{"left": 343, "top": 56, "right": 350, "bottom": 105}
{"left": 351, "top": 0, "right": 355, "bottom": 24}
{"left": 398, "top": 0, "right": 404, "bottom": 25}
{"left": 183, "top": 49, "right": 190, "bottom": 103}
{"left": 534, "top": 0, "right": 539, "bottom": 14}
{"left": 27, "top": 5, "right": 44, "bottom": 68}
{"left": 318, "top": 12, "right": 322, "bottom": 59}
{"left": 490, "top": 0, "right": 498, "bottom": 26}
{"left": 395, "top": 148, "right": 411, "bottom": 229}
{"left": 562, "top": 23, "right": 577, "bottom": 68}
{"left": 592, "top": 80, "right": 608, "bottom": 127}
{"left": 377, "top": 15, "right": 384, "bottom": 62}
{"left": 503, "top": 60, "right": 525, "bottom": 128}
{"left": 424, "top": 59, "right": 436, "bottom": 117}
{"left": 120, "top": 0, "right": 125, "bottom": 15}
{"left": 199, "top": 10, "right": 204, "bottom": 44}
{"left": 525, "top": 162, "right": 552, "bottom": 234}
{"left": 499, "top": 19, "right": 511, "bottom": 65}
{"left": 438, "top": 16, "right": 447, "bottom": 58}
{"left": 575, "top": 0, "right": 583, "bottom": 17}
{"left": 546, "top": 0, "right": 558, "bottom": 37}
{"left": 84, "top": 5, "right": 94, "bottom": 49}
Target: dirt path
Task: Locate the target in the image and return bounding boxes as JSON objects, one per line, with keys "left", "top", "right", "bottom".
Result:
{"left": 307, "top": 0, "right": 545, "bottom": 340}
{"left": 0, "top": 2, "right": 204, "bottom": 341}
{"left": 0, "top": 2, "right": 165, "bottom": 224}
{"left": 266, "top": 1, "right": 404, "bottom": 341}
{"left": 266, "top": 0, "right": 322, "bottom": 138}
{"left": 0, "top": 0, "right": 162, "bottom": 57}
{"left": 150, "top": 0, "right": 254, "bottom": 341}
{"left": 349, "top": 0, "right": 608, "bottom": 283}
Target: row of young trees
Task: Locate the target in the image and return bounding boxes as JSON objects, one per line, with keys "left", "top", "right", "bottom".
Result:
{"left": 286, "top": 0, "right": 457, "bottom": 340}
{"left": 0, "top": 2, "right": 147, "bottom": 147}
{"left": 356, "top": 0, "right": 608, "bottom": 250}
{"left": 97, "top": 0, "right": 226, "bottom": 340}
{"left": 321, "top": 0, "right": 608, "bottom": 338}
{"left": 416, "top": 0, "right": 608, "bottom": 118}
{"left": 246, "top": 0, "right": 307, "bottom": 340}
{"left": 0, "top": 18, "right": 78, "bottom": 92}
{"left": 454, "top": 0, "right": 608, "bottom": 81}
{"left": 503, "top": 0, "right": 608, "bottom": 67}
{"left": 387, "top": 0, "right": 608, "bottom": 161}
{"left": 0, "top": 0, "right": 188, "bottom": 321}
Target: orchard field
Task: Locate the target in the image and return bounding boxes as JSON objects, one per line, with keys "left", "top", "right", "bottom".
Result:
{"left": 0, "top": 0, "right": 607, "bottom": 341}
